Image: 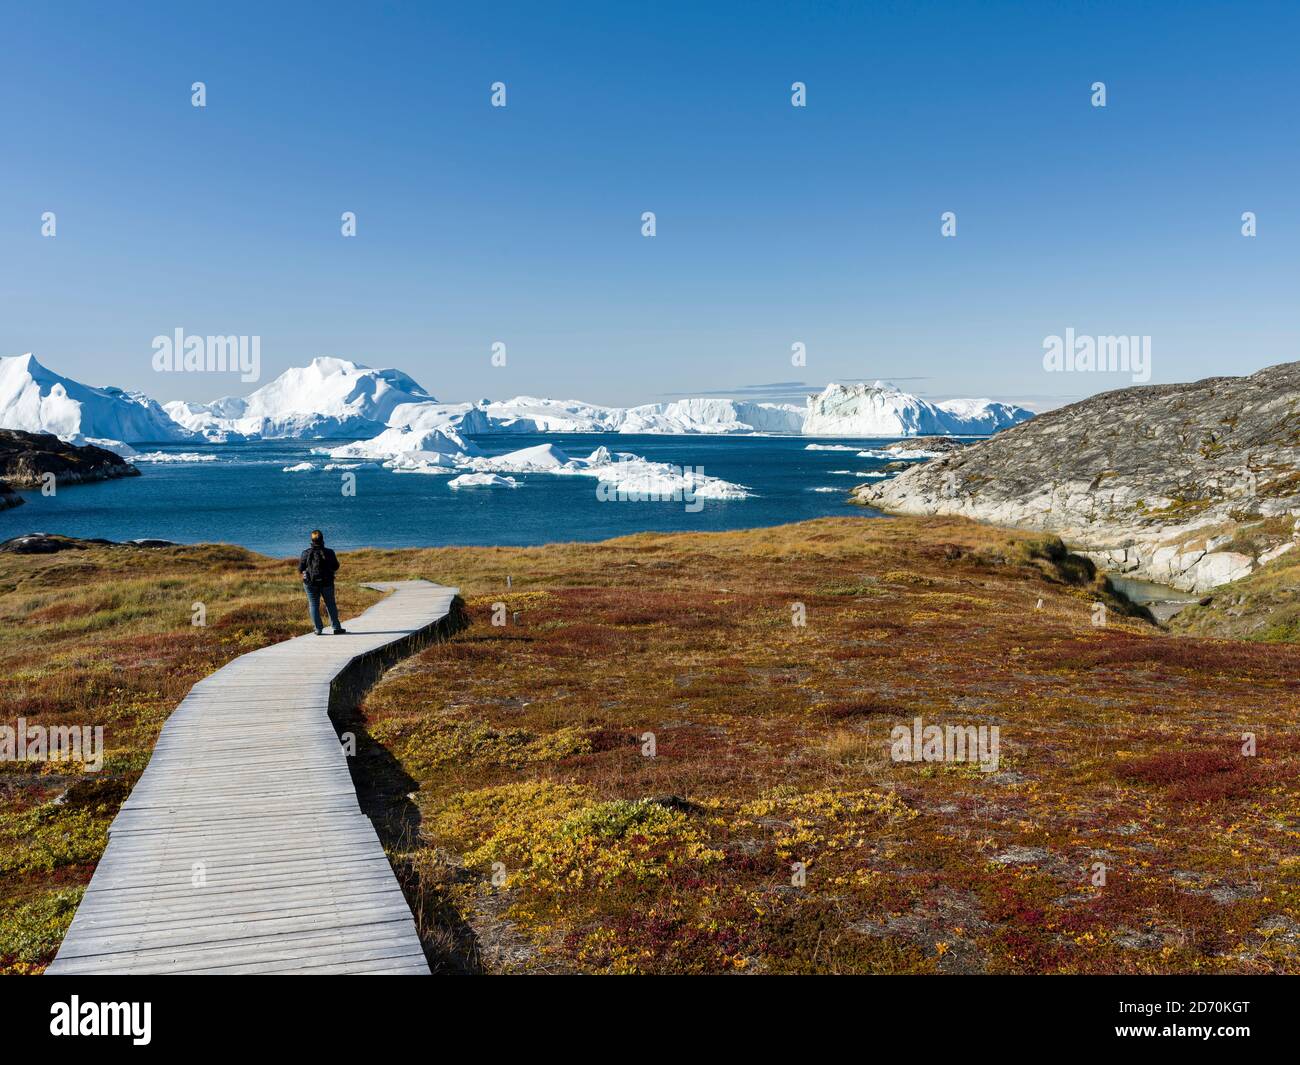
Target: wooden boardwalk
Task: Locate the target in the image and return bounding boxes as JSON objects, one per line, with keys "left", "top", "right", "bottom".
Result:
{"left": 47, "top": 580, "right": 458, "bottom": 976}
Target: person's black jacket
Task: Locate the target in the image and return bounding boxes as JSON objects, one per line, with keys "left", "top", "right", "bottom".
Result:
{"left": 298, "top": 545, "right": 340, "bottom": 586}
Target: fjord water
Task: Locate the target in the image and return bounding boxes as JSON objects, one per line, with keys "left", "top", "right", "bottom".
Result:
{"left": 1, "top": 434, "right": 895, "bottom": 556}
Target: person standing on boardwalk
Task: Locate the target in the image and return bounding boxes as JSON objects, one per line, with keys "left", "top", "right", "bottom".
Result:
{"left": 299, "top": 529, "right": 347, "bottom": 635}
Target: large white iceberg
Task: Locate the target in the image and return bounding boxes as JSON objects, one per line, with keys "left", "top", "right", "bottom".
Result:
{"left": 478, "top": 395, "right": 805, "bottom": 435}
{"left": 478, "top": 388, "right": 1023, "bottom": 438}
{"left": 476, "top": 396, "right": 616, "bottom": 433}
{"left": 165, "top": 357, "right": 441, "bottom": 439}
{"left": 0, "top": 353, "right": 196, "bottom": 443}
{"left": 802, "top": 381, "right": 1033, "bottom": 437}
{"left": 621, "top": 397, "right": 805, "bottom": 435}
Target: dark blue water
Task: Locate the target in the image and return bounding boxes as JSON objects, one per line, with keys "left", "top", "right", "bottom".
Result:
{"left": 2, "top": 435, "right": 900, "bottom": 556}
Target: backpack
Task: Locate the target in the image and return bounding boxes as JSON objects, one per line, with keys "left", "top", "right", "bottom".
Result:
{"left": 303, "top": 545, "right": 330, "bottom": 583}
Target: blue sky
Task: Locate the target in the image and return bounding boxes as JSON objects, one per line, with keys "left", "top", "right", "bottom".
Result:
{"left": 2, "top": 1, "right": 1296, "bottom": 409}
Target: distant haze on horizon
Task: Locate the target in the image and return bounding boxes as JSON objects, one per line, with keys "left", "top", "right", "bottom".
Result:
{"left": 2, "top": 2, "right": 1296, "bottom": 410}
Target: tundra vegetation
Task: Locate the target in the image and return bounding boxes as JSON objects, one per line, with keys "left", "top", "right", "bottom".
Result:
{"left": 1, "top": 517, "right": 1297, "bottom": 974}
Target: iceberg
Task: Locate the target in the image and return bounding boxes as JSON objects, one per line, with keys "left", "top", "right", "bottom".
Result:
{"left": 459, "top": 444, "right": 751, "bottom": 503}
{"left": 589, "top": 456, "right": 750, "bottom": 502}
{"left": 619, "top": 397, "right": 804, "bottom": 435}
{"left": 2, "top": 355, "right": 1037, "bottom": 474}
{"left": 469, "top": 442, "right": 571, "bottom": 471}
{"left": 470, "top": 386, "right": 1022, "bottom": 439}
{"left": 476, "top": 395, "right": 804, "bottom": 435}
{"left": 130, "top": 451, "right": 219, "bottom": 463}
{"left": 165, "top": 357, "right": 441, "bottom": 439}
{"left": 0, "top": 354, "right": 196, "bottom": 443}
{"left": 476, "top": 397, "right": 617, "bottom": 433}
{"left": 933, "top": 396, "right": 1035, "bottom": 432}
{"left": 857, "top": 447, "right": 942, "bottom": 460}
{"left": 447, "top": 472, "right": 520, "bottom": 489}
{"left": 62, "top": 435, "right": 139, "bottom": 458}
{"left": 390, "top": 463, "right": 458, "bottom": 475}
{"left": 802, "top": 381, "right": 1033, "bottom": 437}
{"left": 324, "top": 419, "right": 482, "bottom": 472}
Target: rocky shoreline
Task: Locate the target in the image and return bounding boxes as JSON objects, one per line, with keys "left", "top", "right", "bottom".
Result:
{"left": 853, "top": 361, "right": 1300, "bottom": 593}
{"left": 0, "top": 533, "right": 177, "bottom": 554}
{"left": 0, "top": 429, "right": 140, "bottom": 509}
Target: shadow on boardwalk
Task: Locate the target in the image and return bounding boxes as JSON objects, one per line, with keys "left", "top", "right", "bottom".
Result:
{"left": 329, "top": 595, "right": 485, "bottom": 974}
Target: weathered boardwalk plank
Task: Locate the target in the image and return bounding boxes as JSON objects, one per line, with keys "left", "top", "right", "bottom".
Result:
{"left": 47, "top": 580, "right": 457, "bottom": 975}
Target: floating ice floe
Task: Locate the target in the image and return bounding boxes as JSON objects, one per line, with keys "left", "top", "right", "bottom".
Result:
{"left": 282, "top": 461, "right": 315, "bottom": 472}
{"left": 325, "top": 421, "right": 481, "bottom": 474}
{"left": 288, "top": 436, "right": 749, "bottom": 504}
{"left": 54, "top": 435, "right": 138, "bottom": 458}
{"left": 809, "top": 486, "right": 841, "bottom": 493}
{"left": 391, "top": 464, "right": 458, "bottom": 475}
{"left": 804, "top": 443, "right": 859, "bottom": 451}
{"left": 322, "top": 461, "right": 381, "bottom": 471}
{"left": 462, "top": 443, "right": 750, "bottom": 504}
{"left": 447, "top": 473, "right": 519, "bottom": 488}
{"left": 382, "top": 453, "right": 466, "bottom": 473}
{"left": 130, "top": 451, "right": 219, "bottom": 463}
{"left": 857, "top": 447, "right": 944, "bottom": 460}
{"left": 591, "top": 460, "right": 749, "bottom": 503}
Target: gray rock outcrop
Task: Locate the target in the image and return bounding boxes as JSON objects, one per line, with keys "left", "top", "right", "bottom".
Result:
{"left": 853, "top": 362, "right": 1300, "bottom": 592}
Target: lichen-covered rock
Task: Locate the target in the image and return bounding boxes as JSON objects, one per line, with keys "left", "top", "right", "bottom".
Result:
{"left": 854, "top": 361, "right": 1300, "bottom": 591}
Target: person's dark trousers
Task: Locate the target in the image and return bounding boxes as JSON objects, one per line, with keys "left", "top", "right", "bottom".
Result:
{"left": 304, "top": 581, "right": 343, "bottom": 632}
